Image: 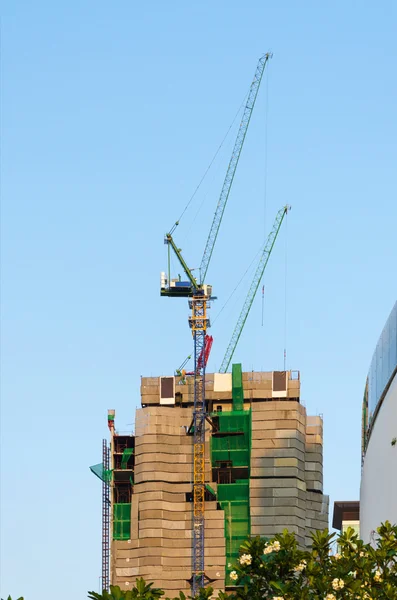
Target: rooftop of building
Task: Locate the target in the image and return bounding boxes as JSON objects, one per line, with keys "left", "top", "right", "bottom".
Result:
{"left": 140, "top": 369, "right": 301, "bottom": 407}
{"left": 332, "top": 500, "right": 360, "bottom": 531}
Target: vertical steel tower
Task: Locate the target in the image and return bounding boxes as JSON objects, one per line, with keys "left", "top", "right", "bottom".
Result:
{"left": 189, "top": 292, "right": 210, "bottom": 593}
{"left": 160, "top": 54, "right": 272, "bottom": 595}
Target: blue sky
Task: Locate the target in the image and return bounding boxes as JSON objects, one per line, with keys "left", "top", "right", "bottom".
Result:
{"left": 1, "top": 1, "right": 396, "bottom": 598}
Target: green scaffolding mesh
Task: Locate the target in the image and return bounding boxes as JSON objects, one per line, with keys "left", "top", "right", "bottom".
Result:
{"left": 218, "top": 483, "right": 250, "bottom": 586}
{"left": 121, "top": 448, "right": 134, "bottom": 469}
{"left": 210, "top": 406, "right": 252, "bottom": 587}
{"left": 113, "top": 503, "right": 131, "bottom": 540}
{"left": 89, "top": 463, "right": 112, "bottom": 483}
{"left": 211, "top": 411, "right": 251, "bottom": 469}
{"left": 232, "top": 363, "right": 244, "bottom": 411}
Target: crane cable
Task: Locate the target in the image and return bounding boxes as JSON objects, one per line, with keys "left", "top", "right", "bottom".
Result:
{"left": 214, "top": 66, "right": 272, "bottom": 329}
{"left": 283, "top": 211, "right": 288, "bottom": 371}
{"left": 169, "top": 92, "right": 249, "bottom": 234}
{"left": 263, "top": 64, "right": 270, "bottom": 240}
{"left": 261, "top": 65, "right": 270, "bottom": 324}
{"left": 212, "top": 241, "right": 264, "bottom": 326}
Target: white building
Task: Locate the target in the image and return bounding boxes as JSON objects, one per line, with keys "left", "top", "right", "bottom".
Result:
{"left": 360, "top": 301, "right": 397, "bottom": 543}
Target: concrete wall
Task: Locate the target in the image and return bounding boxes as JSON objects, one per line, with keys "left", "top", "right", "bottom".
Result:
{"left": 140, "top": 371, "right": 301, "bottom": 406}
{"left": 360, "top": 373, "right": 397, "bottom": 542}
{"left": 250, "top": 401, "right": 328, "bottom": 548}
{"left": 111, "top": 372, "right": 328, "bottom": 594}
{"left": 112, "top": 406, "right": 226, "bottom": 597}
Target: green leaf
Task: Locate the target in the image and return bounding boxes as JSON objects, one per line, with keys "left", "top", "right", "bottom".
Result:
{"left": 109, "top": 586, "right": 123, "bottom": 600}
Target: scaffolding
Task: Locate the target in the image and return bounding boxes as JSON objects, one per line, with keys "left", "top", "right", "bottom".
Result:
{"left": 102, "top": 439, "right": 110, "bottom": 592}
{"left": 210, "top": 407, "right": 251, "bottom": 585}
{"left": 113, "top": 503, "right": 131, "bottom": 540}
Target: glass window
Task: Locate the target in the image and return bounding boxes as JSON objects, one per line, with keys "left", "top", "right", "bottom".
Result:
{"left": 365, "top": 302, "right": 397, "bottom": 443}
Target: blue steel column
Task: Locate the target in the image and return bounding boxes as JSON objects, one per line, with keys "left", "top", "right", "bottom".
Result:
{"left": 190, "top": 292, "right": 208, "bottom": 595}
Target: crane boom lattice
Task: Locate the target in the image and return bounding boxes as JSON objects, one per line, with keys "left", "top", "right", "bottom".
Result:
{"left": 219, "top": 205, "right": 289, "bottom": 373}
{"left": 199, "top": 53, "right": 272, "bottom": 284}
{"left": 160, "top": 54, "right": 272, "bottom": 595}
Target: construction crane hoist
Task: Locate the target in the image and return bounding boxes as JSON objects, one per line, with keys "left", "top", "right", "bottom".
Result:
{"left": 175, "top": 335, "right": 213, "bottom": 377}
{"left": 160, "top": 53, "right": 272, "bottom": 595}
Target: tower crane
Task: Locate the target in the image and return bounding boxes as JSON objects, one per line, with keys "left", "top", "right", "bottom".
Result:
{"left": 219, "top": 205, "right": 290, "bottom": 373}
{"left": 160, "top": 53, "right": 272, "bottom": 595}
{"left": 175, "top": 335, "right": 213, "bottom": 377}
{"left": 175, "top": 353, "right": 192, "bottom": 377}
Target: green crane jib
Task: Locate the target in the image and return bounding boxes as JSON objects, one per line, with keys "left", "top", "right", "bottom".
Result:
{"left": 160, "top": 52, "right": 272, "bottom": 299}
{"left": 163, "top": 233, "right": 198, "bottom": 294}
{"left": 160, "top": 54, "right": 272, "bottom": 596}
{"left": 219, "top": 205, "right": 290, "bottom": 373}
{"left": 199, "top": 52, "right": 272, "bottom": 285}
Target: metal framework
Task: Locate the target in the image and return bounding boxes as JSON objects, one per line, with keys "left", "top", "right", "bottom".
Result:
{"left": 219, "top": 205, "right": 290, "bottom": 373}
{"left": 199, "top": 52, "right": 272, "bottom": 284}
{"left": 189, "top": 292, "right": 209, "bottom": 594}
{"left": 102, "top": 438, "right": 110, "bottom": 592}
{"left": 185, "top": 335, "right": 213, "bottom": 375}
{"left": 161, "top": 54, "right": 272, "bottom": 594}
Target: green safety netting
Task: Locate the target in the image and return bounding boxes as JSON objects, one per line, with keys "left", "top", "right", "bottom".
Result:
{"left": 205, "top": 483, "right": 217, "bottom": 497}
{"left": 232, "top": 363, "right": 244, "bottom": 411}
{"left": 210, "top": 406, "right": 252, "bottom": 586}
{"left": 113, "top": 503, "right": 131, "bottom": 540}
{"left": 217, "top": 482, "right": 250, "bottom": 502}
{"left": 121, "top": 448, "right": 134, "bottom": 470}
{"left": 89, "top": 463, "right": 113, "bottom": 483}
{"left": 218, "top": 483, "right": 250, "bottom": 586}
{"left": 211, "top": 411, "right": 251, "bottom": 469}
{"left": 213, "top": 410, "right": 250, "bottom": 433}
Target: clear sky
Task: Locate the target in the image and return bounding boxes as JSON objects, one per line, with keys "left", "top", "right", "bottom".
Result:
{"left": 1, "top": 1, "right": 396, "bottom": 598}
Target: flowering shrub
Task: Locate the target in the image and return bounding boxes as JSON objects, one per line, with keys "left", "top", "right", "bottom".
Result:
{"left": 226, "top": 521, "right": 397, "bottom": 600}
{"left": 86, "top": 523, "right": 397, "bottom": 600}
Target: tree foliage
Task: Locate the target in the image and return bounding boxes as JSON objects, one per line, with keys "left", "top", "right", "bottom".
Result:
{"left": 83, "top": 522, "right": 397, "bottom": 599}
{"left": 226, "top": 521, "right": 397, "bottom": 599}
{"left": 88, "top": 578, "right": 164, "bottom": 600}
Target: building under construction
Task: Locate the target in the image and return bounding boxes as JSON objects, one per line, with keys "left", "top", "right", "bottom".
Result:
{"left": 90, "top": 53, "right": 329, "bottom": 597}
{"left": 95, "top": 367, "right": 328, "bottom": 597}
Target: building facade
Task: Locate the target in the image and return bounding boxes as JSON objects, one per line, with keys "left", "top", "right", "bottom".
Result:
{"left": 332, "top": 501, "right": 360, "bottom": 544}
{"left": 105, "top": 368, "right": 328, "bottom": 596}
{"left": 360, "top": 301, "right": 397, "bottom": 543}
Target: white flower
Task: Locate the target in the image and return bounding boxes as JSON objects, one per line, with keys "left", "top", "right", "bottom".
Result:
{"left": 325, "top": 595, "right": 336, "bottom": 600}
{"left": 273, "top": 597, "right": 284, "bottom": 600}
{"left": 264, "top": 545, "right": 274, "bottom": 555}
{"left": 349, "top": 570, "right": 357, "bottom": 579}
{"left": 332, "top": 578, "right": 345, "bottom": 590}
{"left": 374, "top": 569, "right": 382, "bottom": 582}
{"left": 239, "top": 553, "right": 252, "bottom": 566}
{"left": 230, "top": 571, "right": 238, "bottom": 581}
{"left": 273, "top": 540, "right": 281, "bottom": 551}
{"left": 294, "top": 560, "right": 307, "bottom": 572}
